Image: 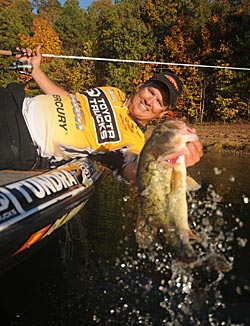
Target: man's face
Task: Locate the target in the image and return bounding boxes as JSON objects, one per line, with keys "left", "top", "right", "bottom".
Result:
{"left": 126, "top": 85, "right": 168, "bottom": 125}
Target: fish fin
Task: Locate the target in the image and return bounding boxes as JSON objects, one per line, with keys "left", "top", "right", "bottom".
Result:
{"left": 171, "top": 170, "right": 183, "bottom": 191}
{"left": 198, "top": 253, "right": 233, "bottom": 273}
{"left": 205, "top": 253, "right": 233, "bottom": 273}
{"left": 185, "top": 253, "right": 233, "bottom": 273}
{"left": 186, "top": 176, "right": 201, "bottom": 191}
{"left": 188, "top": 229, "right": 202, "bottom": 242}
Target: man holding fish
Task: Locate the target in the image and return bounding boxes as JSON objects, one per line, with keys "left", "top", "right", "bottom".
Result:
{"left": 0, "top": 45, "right": 202, "bottom": 185}
{"left": 0, "top": 45, "right": 217, "bottom": 266}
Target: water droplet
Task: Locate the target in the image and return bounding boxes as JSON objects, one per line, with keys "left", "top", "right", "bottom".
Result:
{"left": 213, "top": 167, "right": 222, "bottom": 175}
{"left": 243, "top": 196, "right": 249, "bottom": 204}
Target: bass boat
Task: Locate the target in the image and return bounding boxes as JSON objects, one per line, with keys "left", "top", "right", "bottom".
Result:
{"left": 0, "top": 158, "right": 105, "bottom": 274}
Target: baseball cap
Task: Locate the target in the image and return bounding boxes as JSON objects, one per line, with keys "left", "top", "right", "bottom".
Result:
{"left": 146, "top": 70, "right": 183, "bottom": 106}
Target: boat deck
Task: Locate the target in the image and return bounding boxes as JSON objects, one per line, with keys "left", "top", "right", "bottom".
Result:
{"left": 0, "top": 170, "right": 42, "bottom": 186}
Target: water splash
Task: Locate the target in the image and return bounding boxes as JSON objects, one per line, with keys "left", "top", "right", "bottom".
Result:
{"left": 110, "top": 183, "right": 246, "bottom": 325}
{"left": 57, "top": 172, "right": 248, "bottom": 325}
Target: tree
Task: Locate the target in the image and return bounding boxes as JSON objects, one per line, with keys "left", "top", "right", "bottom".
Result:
{"left": 87, "top": 0, "right": 156, "bottom": 93}
{"left": 210, "top": 63, "right": 248, "bottom": 122}
{"left": 0, "top": 0, "right": 248, "bottom": 122}
{"left": 0, "top": 0, "right": 33, "bottom": 86}
{"left": 57, "top": 41, "right": 96, "bottom": 93}
{"left": 19, "top": 16, "right": 62, "bottom": 95}
{"left": 32, "top": 0, "right": 62, "bottom": 23}
{"left": 54, "top": 0, "right": 88, "bottom": 55}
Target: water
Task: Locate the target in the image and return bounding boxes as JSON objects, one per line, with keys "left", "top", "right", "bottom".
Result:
{"left": 1, "top": 153, "right": 249, "bottom": 326}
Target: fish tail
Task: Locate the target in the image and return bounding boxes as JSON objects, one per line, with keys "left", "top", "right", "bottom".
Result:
{"left": 174, "top": 245, "right": 197, "bottom": 263}
{"left": 165, "top": 230, "right": 197, "bottom": 263}
{"left": 188, "top": 229, "right": 202, "bottom": 242}
{"left": 201, "top": 253, "right": 233, "bottom": 273}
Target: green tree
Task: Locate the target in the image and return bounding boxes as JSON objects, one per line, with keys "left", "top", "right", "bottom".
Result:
{"left": 54, "top": 0, "right": 88, "bottom": 55}
{"left": 87, "top": 0, "right": 156, "bottom": 93}
{"left": 0, "top": 0, "right": 33, "bottom": 85}
{"left": 210, "top": 63, "right": 249, "bottom": 121}
{"left": 32, "top": 0, "right": 62, "bottom": 23}
{"left": 56, "top": 41, "right": 96, "bottom": 93}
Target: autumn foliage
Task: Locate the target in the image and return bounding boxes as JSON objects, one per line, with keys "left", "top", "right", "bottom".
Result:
{"left": 0, "top": 0, "right": 249, "bottom": 122}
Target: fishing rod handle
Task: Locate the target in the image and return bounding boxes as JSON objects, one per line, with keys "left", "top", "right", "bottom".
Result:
{"left": 0, "top": 49, "right": 27, "bottom": 56}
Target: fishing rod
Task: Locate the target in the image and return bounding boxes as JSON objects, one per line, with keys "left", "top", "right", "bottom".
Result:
{"left": 1, "top": 49, "right": 249, "bottom": 72}
{"left": 0, "top": 49, "right": 33, "bottom": 74}
{"left": 0, "top": 50, "right": 24, "bottom": 56}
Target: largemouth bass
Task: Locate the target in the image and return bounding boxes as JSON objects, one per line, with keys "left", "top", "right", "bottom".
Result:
{"left": 136, "top": 120, "right": 201, "bottom": 262}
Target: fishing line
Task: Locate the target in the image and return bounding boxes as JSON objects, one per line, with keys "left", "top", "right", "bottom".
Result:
{"left": 1, "top": 50, "right": 248, "bottom": 71}
{"left": 41, "top": 54, "right": 250, "bottom": 71}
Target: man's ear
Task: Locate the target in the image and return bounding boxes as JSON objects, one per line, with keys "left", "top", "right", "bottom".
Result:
{"left": 159, "top": 110, "right": 169, "bottom": 119}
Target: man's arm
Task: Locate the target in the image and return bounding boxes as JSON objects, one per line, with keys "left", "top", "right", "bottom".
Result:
{"left": 121, "top": 161, "right": 138, "bottom": 185}
{"left": 31, "top": 67, "right": 69, "bottom": 96}
{"left": 16, "top": 46, "right": 69, "bottom": 96}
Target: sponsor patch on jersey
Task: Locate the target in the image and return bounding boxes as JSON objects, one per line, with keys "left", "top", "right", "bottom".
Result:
{"left": 83, "top": 88, "right": 120, "bottom": 144}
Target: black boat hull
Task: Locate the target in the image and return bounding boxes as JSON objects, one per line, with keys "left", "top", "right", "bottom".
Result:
{"left": 0, "top": 158, "right": 105, "bottom": 274}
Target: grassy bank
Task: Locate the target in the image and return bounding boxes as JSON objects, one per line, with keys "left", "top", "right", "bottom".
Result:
{"left": 146, "top": 122, "right": 250, "bottom": 156}
{"left": 191, "top": 123, "right": 250, "bottom": 156}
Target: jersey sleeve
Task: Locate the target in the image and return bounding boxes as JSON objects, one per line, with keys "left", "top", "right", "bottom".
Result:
{"left": 89, "top": 147, "right": 138, "bottom": 182}
{"left": 89, "top": 147, "right": 137, "bottom": 171}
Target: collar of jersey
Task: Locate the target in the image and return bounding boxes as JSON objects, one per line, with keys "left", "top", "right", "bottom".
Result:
{"left": 128, "top": 113, "right": 147, "bottom": 133}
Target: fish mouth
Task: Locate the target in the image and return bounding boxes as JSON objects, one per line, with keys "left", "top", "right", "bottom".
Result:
{"left": 155, "top": 151, "right": 184, "bottom": 164}
{"left": 163, "top": 156, "right": 180, "bottom": 165}
{"left": 152, "top": 151, "right": 179, "bottom": 163}
{"left": 152, "top": 142, "right": 186, "bottom": 163}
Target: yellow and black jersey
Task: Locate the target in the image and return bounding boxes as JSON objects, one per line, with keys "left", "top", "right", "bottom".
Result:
{"left": 22, "top": 87, "right": 145, "bottom": 170}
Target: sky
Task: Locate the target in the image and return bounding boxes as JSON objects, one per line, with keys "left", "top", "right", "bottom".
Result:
{"left": 59, "top": 0, "right": 94, "bottom": 9}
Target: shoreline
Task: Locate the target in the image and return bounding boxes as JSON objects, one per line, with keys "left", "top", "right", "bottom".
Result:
{"left": 146, "top": 122, "right": 250, "bottom": 157}
{"left": 191, "top": 123, "right": 250, "bottom": 157}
